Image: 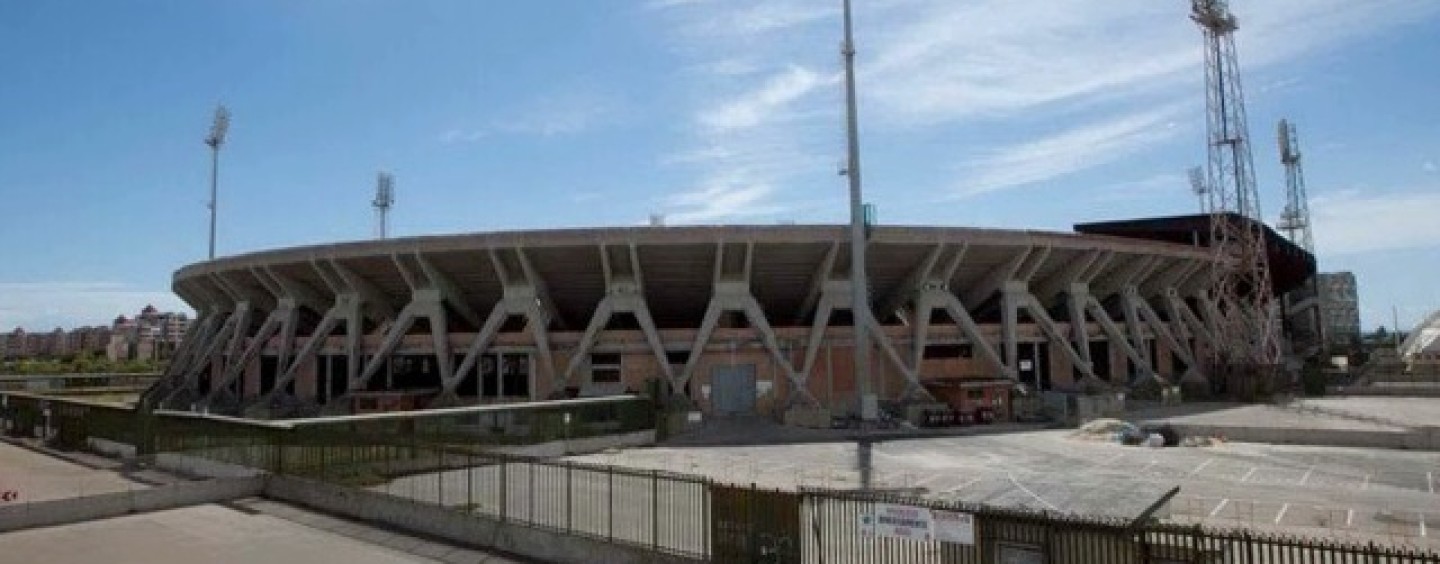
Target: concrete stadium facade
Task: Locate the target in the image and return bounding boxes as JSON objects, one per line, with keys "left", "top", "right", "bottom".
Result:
{"left": 147, "top": 225, "right": 1225, "bottom": 420}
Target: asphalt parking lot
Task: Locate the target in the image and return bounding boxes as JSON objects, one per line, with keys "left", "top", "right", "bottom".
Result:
{"left": 569, "top": 429, "right": 1440, "bottom": 548}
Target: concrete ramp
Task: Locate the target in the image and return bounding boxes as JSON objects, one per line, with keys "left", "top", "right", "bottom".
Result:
{"left": 0, "top": 476, "right": 265, "bottom": 533}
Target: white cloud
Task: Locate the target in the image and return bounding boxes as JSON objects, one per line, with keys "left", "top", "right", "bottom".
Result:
{"left": 953, "top": 104, "right": 1188, "bottom": 198}
{"left": 0, "top": 282, "right": 190, "bottom": 331}
{"left": 663, "top": 172, "right": 789, "bottom": 224}
{"left": 1312, "top": 188, "right": 1440, "bottom": 255}
{"left": 698, "top": 66, "right": 829, "bottom": 131}
{"left": 1424, "top": 160, "right": 1437, "bottom": 173}
{"left": 441, "top": 87, "right": 620, "bottom": 142}
{"left": 649, "top": 0, "right": 1437, "bottom": 217}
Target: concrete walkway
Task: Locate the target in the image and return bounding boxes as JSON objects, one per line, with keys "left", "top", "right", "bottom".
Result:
{"left": 235, "top": 498, "right": 533, "bottom": 564}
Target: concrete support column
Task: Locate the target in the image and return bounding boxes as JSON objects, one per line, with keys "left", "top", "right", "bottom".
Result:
{"left": 1068, "top": 284, "right": 1093, "bottom": 370}
{"left": 1000, "top": 286, "right": 1021, "bottom": 383}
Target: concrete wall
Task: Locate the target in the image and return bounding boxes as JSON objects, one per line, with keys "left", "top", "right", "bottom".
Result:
{"left": 1163, "top": 423, "right": 1440, "bottom": 451}
{"left": 0, "top": 476, "right": 264, "bottom": 533}
{"left": 265, "top": 474, "right": 702, "bottom": 564}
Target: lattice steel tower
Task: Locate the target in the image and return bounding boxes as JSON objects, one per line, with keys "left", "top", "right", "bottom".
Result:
{"left": 1276, "top": 119, "right": 1314, "bottom": 253}
{"left": 1191, "top": 0, "right": 1282, "bottom": 370}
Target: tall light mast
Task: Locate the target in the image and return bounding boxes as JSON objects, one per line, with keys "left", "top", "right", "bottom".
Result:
{"left": 373, "top": 171, "right": 395, "bottom": 239}
{"left": 1188, "top": 166, "right": 1211, "bottom": 214}
{"left": 204, "top": 105, "right": 231, "bottom": 260}
{"left": 1276, "top": 119, "right": 1313, "bottom": 253}
{"left": 1191, "top": 0, "right": 1282, "bottom": 375}
{"left": 840, "top": 0, "right": 874, "bottom": 419}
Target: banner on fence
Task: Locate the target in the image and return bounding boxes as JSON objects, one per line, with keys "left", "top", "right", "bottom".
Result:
{"left": 859, "top": 503, "right": 934, "bottom": 541}
{"left": 931, "top": 509, "right": 976, "bottom": 545}
{"left": 858, "top": 504, "right": 975, "bottom": 544}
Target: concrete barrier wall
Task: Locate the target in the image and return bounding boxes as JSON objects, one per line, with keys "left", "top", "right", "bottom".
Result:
{"left": 265, "top": 474, "right": 701, "bottom": 564}
{"left": 0, "top": 476, "right": 265, "bottom": 533}
{"left": 1165, "top": 423, "right": 1430, "bottom": 450}
{"left": 87, "top": 438, "right": 137, "bottom": 460}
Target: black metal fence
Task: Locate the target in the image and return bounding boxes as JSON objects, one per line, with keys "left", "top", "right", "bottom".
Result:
{"left": 5, "top": 390, "right": 1440, "bottom": 562}
{"left": 782, "top": 487, "right": 1440, "bottom": 564}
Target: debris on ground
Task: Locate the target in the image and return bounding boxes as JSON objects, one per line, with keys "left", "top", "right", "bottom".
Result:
{"left": 1072, "top": 418, "right": 1208, "bottom": 447}
{"left": 1071, "top": 418, "right": 1143, "bottom": 443}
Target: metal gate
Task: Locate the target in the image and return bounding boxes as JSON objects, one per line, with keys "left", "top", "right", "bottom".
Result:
{"left": 711, "top": 485, "right": 801, "bottom": 563}
{"left": 711, "top": 364, "right": 756, "bottom": 416}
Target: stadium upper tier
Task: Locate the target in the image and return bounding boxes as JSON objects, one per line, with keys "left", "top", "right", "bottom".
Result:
{"left": 173, "top": 225, "right": 1215, "bottom": 328}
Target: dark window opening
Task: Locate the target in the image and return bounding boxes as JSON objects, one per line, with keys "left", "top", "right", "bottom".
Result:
{"left": 501, "top": 354, "right": 529, "bottom": 398}
{"left": 455, "top": 355, "right": 479, "bottom": 397}
{"left": 666, "top": 350, "right": 689, "bottom": 366}
{"left": 390, "top": 355, "right": 442, "bottom": 390}
{"left": 325, "top": 355, "right": 349, "bottom": 401}
{"left": 480, "top": 355, "right": 500, "bottom": 397}
{"left": 259, "top": 356, "right": 279, "bottom": 395}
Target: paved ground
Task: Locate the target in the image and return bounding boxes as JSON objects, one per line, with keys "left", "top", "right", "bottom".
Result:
{"left": 570, "top": 429, "right": 1440, "bottom": 549}
{"left": 0, "top": 440, "right": 145, "bottom": 503}
{"left": 0, "top": 501, "right": 526, "bottom": 564}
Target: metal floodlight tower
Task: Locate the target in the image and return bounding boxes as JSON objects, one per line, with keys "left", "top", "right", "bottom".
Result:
{"left": 1276, "top": 119, "right": 1314, "bottom": 254}
{"left": 1191, "top": 0, "right": 1282, "bottom": 373}
{"left": 1188, "top": 166, "right": 1211, "bottom": 214}
{"left": 840, "top": 0, "right": 875, "bottom": 420}
{"left": 205, "top": 105, "right": 231, "bottom": 260}
{"left": 373, "top": 171, "right": 395, "bottom": 239}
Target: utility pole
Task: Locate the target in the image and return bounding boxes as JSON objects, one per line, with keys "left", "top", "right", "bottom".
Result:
{"left": 205, "top": 105, "right": 231, "bottom": 260}
{"left": 841, "top": 0, "right": 874, "bottom": 420}
{"left": 1191, "top": 0, "right": 1282, "bottom": 380}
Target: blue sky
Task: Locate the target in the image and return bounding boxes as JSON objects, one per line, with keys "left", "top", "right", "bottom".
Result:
{"left": 1, "top": 0, "right": 1437, "bottom": 332}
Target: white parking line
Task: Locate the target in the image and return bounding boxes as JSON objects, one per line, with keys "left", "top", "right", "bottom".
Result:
{"left": 1298, "top": 466, "right": 1314, "bottom": 486}
{"left": 944, "top": 477, "right": 982, "bottom": 493}
{"left": 1429, "top": 471, "right": 1434, "bottom": 494}
{"left": 1208, "top": 499, "right": 1230, "bottom": 519}
{"left": 1346, "top": 508, "right": 1355, "bottom": 528}
{"left": 1007, "top": 473, "right": 1059, "bottom": 512}
{"left": 1421, "top": 513, "right": 1428, "bottom": 537}
{"left": 1361, "top": 473, "right": 1372, "bottom": 490}
{"left": 1241, "top": 467, "right": 1258, "bottom": 483}
{"left": 1190, "top": 458, "right": 1214, "bottom": 476}
{"left": 1274, "top": 503, "right": 1290, "bottom": 525}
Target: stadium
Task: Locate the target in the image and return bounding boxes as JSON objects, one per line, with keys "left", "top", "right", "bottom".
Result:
{"left": 145, "top": 216, "right": 1314, "bottom": 421}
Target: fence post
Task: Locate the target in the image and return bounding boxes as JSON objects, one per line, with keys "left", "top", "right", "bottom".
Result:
{"left": 653, "top": 469, "right": 660, "bottom": 550}
{"left": 608, "top": 465, "right": 614, "bottom": 542}
{"left": 499, "top": 454, "right": 508, "bottom": 523}
{"left": 274, "top": 429, "right": 286, "bottom": 475}
{"left": 566, "top": 463, "right": 573, "bottom": 532}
